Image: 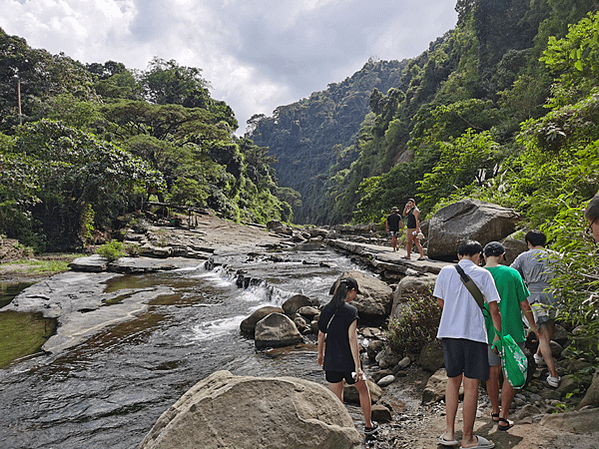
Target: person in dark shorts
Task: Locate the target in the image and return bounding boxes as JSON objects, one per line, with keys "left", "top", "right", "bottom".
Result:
{"left": 510, "top": 230, "right": 560, "bottom": 387}
{"left": 433, "top": 241, "right": 502, "bottom": 449}
{"left": 317, "top": 277, "right": 377, "bottom": 435}
{"left": 385, "top": 207, "right": 403, "bottom": 251}
{"left": 403, "top": 198, "right": 425, "bottom": 260}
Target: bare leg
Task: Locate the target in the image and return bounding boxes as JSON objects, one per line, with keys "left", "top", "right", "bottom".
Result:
{"left": 500, "top": 378, "right": 517, "bottom": 421}
{"left": 328, "top": 381, "right": 344, "bottom": 402}
{"left": 354, "top": 378, "right": 373, "bottom": 428}
{"left": 444, "top": 374, "right": 462, "bottom": 442}
{"left": 406, "top": 234, "right": 413, "bottom": 258}
{"left": 486, "top": 365, "right": 501, "bottom": 419}
{"left": 414, "top": 237, "right": 424, "bottom": 258}
{"left": 537, "top": 326, "right": 558, "bottom": 378}
{"left": 460, "top": 376, "right": 480, "bottom": 448}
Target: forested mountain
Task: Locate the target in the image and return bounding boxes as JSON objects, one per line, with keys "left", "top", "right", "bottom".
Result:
{"left": 248, "top": 0, "right": 599, "bottom": 225}
{"left": 0, "top": 31, "right": 291, "bottom": 252}
{"left": 248, "top": 58, "right": 409, "bottom": 223}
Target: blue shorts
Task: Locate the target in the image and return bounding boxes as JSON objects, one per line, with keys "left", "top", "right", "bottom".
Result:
{"left": 442, "top": 338, "right": 489, "bottom": 381}
{"left": 325, "top": 370, "right": 356, "bottom": 385}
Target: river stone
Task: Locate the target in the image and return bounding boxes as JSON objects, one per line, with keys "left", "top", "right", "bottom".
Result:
{"left": 330, "top": 271, "right": 393, "bottom": 325}
{"left": 240, "top": 306, "right": 284, "bottom": 337}
{"left": 137, "top": 370, "right": 362, "bottom": 449}
{"left": 254, "top": 313, "right": 304, "bottom": 349}
{"left": 343, "top": 378, "right": 383, "bottom": 404}
{"left": 427, "top": 199, "right": 520, "bottom": 261}
{"left": 377, "top": 375, "right": 395, "bottom": 387}
{"left": 422, "top": 368, "right": 463, "bottom": 405}
{"left": 282, "top": 294, "right": 316, "bottom": 316}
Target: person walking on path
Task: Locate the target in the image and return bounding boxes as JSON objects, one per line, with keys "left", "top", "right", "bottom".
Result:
{"left": 385, "top": 207, "right": 403, "bottom": 252}
{"left": 317, "top": 277, "right": 378, "bottom": 435}
{"left": 434, "top": 240, "right": 502, "bottom": 449}
{"left": 585, "top": 194, "right": 599, "bottom": 242}
{"left": 403, "top": 198, "right": 425, "bottom": 260}
{"left": 510, "top": 230, "right": 560, "bottom": 387}
{"left": 483, "top": 241, "right": 538, "bottom": 432}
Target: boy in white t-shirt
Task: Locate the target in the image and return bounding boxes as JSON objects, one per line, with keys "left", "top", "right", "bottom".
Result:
{"left": 434, "top": 240, "right": 502, "bottom": 449}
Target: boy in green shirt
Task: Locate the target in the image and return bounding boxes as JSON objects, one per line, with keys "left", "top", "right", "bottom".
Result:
{"left": 483, "top": 242, "right": 537, "bottom": 431}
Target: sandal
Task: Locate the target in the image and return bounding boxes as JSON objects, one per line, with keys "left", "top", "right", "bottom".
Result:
{"left": 364, "top": 423, "right": 379, "bottom": 435}
{"left": 491, "top": 412, "right": 500, "bottom": 423}
{"left": 498, "top": 417, "right": 513, "bottom": 431}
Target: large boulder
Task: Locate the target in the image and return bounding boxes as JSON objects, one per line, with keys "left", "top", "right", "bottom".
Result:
{"left": 240, "top": 306, "right": 285, "bottom": 337}
{"left": 137, "top": 370, "right": 362, "bottom": 449}
{"left": 390, "top": 274, "right": 437, "bottom": 321}
{"left": 254, "top": 313, "right": 304, "bottom": 349}
{"left": 330, "top": 271, "right": 393, "bottom": 325}
{"left": 427, "top": 199, "right": 520, "bottom": 261}
{"left": 282, "top": 294, "right": 317, "bottom": 316}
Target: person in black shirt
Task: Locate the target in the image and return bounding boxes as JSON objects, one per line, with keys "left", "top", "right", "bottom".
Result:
{"left": 385, "top": 207, "right": 403, "bottom": 252}
{"left": 403, "top": 198, "right": 425, "bottom": 260}
{"left": 317, "top": 277, "right": 378, "bottom": 435}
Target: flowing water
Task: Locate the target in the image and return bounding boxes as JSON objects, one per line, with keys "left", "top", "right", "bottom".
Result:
{"left": 0, "top": 244, "right": 369, "bottom": 449}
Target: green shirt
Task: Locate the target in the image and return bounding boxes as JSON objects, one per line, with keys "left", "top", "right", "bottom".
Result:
{"left": 484, "top": 265, "right": 530, "bottom": 343}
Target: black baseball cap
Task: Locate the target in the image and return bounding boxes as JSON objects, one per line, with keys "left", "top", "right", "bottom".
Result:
{"left": 341, "top": 277, "right": 361, "bottom": 293}
{"left": 484, "top": 241, "right": 505, "bottom": 257}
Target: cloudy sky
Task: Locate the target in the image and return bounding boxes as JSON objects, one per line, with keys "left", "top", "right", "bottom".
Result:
{"left": 1, "top": 0, "right": 457, "bottom": 134}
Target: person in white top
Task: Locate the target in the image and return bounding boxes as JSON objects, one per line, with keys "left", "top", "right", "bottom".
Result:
{"left": 434, "top": 240, "right": 502, "bottom": 449}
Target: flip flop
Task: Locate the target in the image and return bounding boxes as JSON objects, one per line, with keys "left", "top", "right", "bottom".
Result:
{"left": 498, "top": 417, "right": 513, "bottom": 431}
{"left": 438, "top": 432, "right": 458, "bottom": 446}
{"left": 459, "top": 435, "right": 495, "bottom": 449}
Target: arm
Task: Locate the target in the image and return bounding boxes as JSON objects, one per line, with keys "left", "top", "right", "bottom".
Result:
{"left": 488, "top": 301, "right": 502, "bottom": 346}
{"left": 435, "top": 296, "right": 444, "bottom": 308}
{"left": 317, "top": 331, "right": 325, "bottom": 367}
{"left": 385, "top": 218, "right": 389, "bottom": 233}
{"left": 414, "top": 208, "right": 421, "bottom": 232}
{"left": 347, "top": 320, "right": 362, "bottom": 377}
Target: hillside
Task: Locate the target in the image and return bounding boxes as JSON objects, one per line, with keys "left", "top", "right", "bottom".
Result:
{"left": 248, "top": 0, "right": 598, "bottom": 225}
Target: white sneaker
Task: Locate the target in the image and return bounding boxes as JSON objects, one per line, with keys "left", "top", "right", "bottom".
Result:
{"left": 534, "top": 354, "right": 545, "bottom": 365}
{"left": 547, "top": 375, "right": 561, "bottom": 387}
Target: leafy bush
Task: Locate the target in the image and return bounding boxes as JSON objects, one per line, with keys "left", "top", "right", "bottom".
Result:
{"left": 96, "top": 240, "right": 127, "bottom": 262}
{"left": 385, "top": 291, "right": 441, "bottom": 358}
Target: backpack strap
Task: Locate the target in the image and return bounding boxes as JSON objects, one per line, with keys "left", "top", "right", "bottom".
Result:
{"left": 455, "top": 264, "right": 487, "bottom": 315}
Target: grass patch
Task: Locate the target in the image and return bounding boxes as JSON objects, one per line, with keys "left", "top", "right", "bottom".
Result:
{"left": 0, "top": 311, "right": 57, "bottom": 369}
{"left": 1, "top": 254, "right": 84, "bottom": 276}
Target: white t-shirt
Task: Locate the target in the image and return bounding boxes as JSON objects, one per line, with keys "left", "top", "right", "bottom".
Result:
{"left": 434, "top": 259, "right": 500, "bottom": 344}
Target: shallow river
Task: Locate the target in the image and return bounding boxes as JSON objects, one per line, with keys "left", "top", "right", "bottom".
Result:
{"left": 0, "top": 244, "right": 368, "bottom": 449}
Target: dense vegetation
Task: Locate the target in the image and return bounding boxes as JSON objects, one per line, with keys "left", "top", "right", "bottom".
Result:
{"left": 0, "top": 35, "right": 292, "bottom": 252}
{"left": 251, "top": 1, "right": 599, "bottom": 355}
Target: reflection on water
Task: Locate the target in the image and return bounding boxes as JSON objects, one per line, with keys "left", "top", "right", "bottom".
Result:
{"left": 0, "top": 247, "right": 366, "bottom": 449}
{"left": 0, "top": 282, "right": 34, "bottom": 308}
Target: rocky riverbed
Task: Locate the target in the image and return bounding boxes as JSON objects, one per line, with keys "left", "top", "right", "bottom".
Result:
{"left": 2, "top": 213, "right": 599, "bottom": 449}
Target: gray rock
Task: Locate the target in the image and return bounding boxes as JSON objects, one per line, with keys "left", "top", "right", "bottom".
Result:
{"left": 330, "top": 271, "right": 393, "bottom": 325}
{"left": 240, "top": 306, "right": 285, "bottom": 337}
{"left": 422, "top": 368, "right": 463, "bottom": 405}
{"left": 540, "top": 408, "right": 599, "bottom": 433}
{"left": 390, "top": 274, "right": 437, "bottom": 320}
{"left": 577, "top": 373, "right": 599, "bottom": 409}
{"left": 282, "top": 294, "right": 316, "bottom": 317}
{"left": 371, "top": 404, "right": 393, "bottom": 423}
{"left": 377, "top": 375, "right": 395, "bottom": 387}
{"left": 137, "top": 370, "right": 362, "bottom": 449}
{"left": 397, "top": 356, "right": 412, "bottom": 370}
{"left": 254, "top": 313, "right": 304, "bottom": 349}
{"left": 427, "top": 199, "right": 520, "bottom": 261}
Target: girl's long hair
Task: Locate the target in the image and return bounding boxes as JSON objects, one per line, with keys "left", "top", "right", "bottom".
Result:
{"left": 328, "top": 280, "right": 351, "bottom": 314}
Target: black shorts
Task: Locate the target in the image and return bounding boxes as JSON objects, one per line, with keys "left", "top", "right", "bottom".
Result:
{"left": 442, "top": 338, "right": 490, "bottom": 381}
{"left": 325, "top": 370, "right": 356, "bottom": 385}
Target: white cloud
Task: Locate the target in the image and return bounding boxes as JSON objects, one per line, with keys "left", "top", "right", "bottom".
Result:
{"left": 0, "top": 0, "right": 457, "bottom": 134}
